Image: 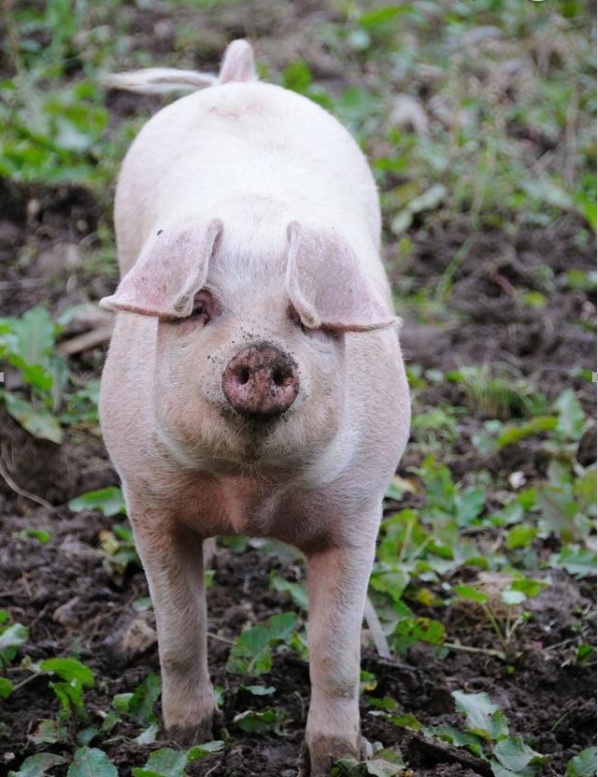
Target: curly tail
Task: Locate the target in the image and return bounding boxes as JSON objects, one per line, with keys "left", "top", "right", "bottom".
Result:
{"left": 102, "top": 39, "right": 257, "bottom": 94}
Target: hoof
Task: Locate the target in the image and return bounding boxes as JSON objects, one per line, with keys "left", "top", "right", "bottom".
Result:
{"left": 165, "top": 707, "right": 222, "bottom": 747}
{"left": 298, "top": 736, "right": 360, "bottom": 777}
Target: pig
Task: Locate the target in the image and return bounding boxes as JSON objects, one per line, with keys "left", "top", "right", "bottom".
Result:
{"left": 99, "top": 39, "right": 410, "bottom": 776}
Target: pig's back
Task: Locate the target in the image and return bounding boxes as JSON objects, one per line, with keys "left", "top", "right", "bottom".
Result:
{"left": 115, "top": 82, "right": 381, "bottom": 273}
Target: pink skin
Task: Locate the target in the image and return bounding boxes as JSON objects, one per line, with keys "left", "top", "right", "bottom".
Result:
{"left": 100, "top": 40, "right": 411, "bottom": 777}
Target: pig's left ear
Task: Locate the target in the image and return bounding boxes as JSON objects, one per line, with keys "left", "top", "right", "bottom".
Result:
{"left": 285, "top": 222, "right": 398, "bottom": 332}
{"left": 100, "top": 220, "right": 223, "bottom": 317}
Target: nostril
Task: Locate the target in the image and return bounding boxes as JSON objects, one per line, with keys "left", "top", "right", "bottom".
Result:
{"left": 238, "top": 367, "right": 251, "bottom": 385}
{"left": 272, "top": 368, "right": 286, "bottom": 387}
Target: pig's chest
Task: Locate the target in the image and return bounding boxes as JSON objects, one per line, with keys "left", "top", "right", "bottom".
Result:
{"left": 185, "top": 474, "right": 303, "bottom": 540}
{"left": 220, "top": 476, "right": 282, "bottom": 536}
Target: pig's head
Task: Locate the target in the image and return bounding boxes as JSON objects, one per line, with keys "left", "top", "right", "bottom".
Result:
{"left": 101, "top": 216, "right": 397, "bottom": 472}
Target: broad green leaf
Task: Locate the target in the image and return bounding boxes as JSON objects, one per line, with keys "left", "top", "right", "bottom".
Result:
{"left": 567, "top": 747, "right": 597, "bottom": 777}
{"left": 576, "top": 644, "right": 596, "bottom": 666}
{"left": 132, "top": 723, "right": 159, "bottom": 745}
{"left": 2, "top": 391, "right": 63, "bottom": 443}
{"left": 408, "top": 183, "right": 448, "bottom": 214}
{"left": 455, "top": 489, "right": 486, "bottom": 526}
{"left": 497, "top": 417, "right": 557, "bottom": 447}
{"left": 121, "top": 673, "right": 161, "bottom": 725}
{"left": 370, "top": 567, "right": 411, "bottom": 603}
{"left": 554, "top": 389, "right": 585, "bottom": 440}
{"left": 493, "top": 737, "right": 547, "bottom": 772}
{"left": 0, "top": 676, "right": 14, "bottom": 698}
{"left": 227, "top": 612, "right": 297, "bottom": 675}
{"left": 360, "top": 6, "right": 411, "bottom": 26}
{"left": 282, "top": 60, "right": 312, "bottom": 93}
{"left": 112, "top": 692, "right": 134, "bottom": 713}
{"left": 67, "top": 748, "right": 118, "bottom": 777}
{"left": 11, "top": 307, "right": 57, "bottom": 369}
{"left": 550, "top": 547, "right": 596, "bottom": 577}
{"left": 388, "top": 713, "right": 422, "bottom": 731}
{"left": 363, "top": 748, "right": 406, "bottom": 776}
{"left": 134, "top": 749, "right": 186, "bottom": 777}
{"left": 241, "top": 685, "right": 276, "bottom": 696}
{"left": 0, "top": 622, "right": 29, "bottom": 657}
{"left": 8, "top": 753, "right": 68, "bottom": 777}
{"left": 392, "top": 618, "right": 446, "bottom": 655}
{"left": 536, "top": 487, "right": 583, "bottom": 542}
{"left": 41, "top": 657, "right": 94, "bottom": 687}
{"left": 270, "top": 574, "right": 308, "bottom": 611}
{"left": 453, "top": 585, "right": 489, "bottom": 604}
{"left": 50, "top": 680, "right": 86, "bottom": 715}
{"left": 131, "top": 771, "right": 163, "bottom": 777}
{"left": 425, "top": 724, "right": 484, "bottom": 756}
{"left": 187, "top": 741, "right": 225, "bottom": 759}
{"left": 508, "top": 578, "right": 547, "bottom": 599}
{"left": 490, "top": 761, "right": 523, "bottom": 777}
{"left": 574, "top": 467, "right": 597, "bottom": 515}
{"left": 233, "top": 707, "right": 281, "bottom": 734}
{"left": 68, "top": 487, "right": 126, "bottom": 517}
{"left": 29, "top": 718, "right": 68, "bottom": 745}
{"left": 453, "top": 691, "right": 508, "bottom": 740}
{"left": 500, "top": 590, "right": 527, "bottom": 606}
{"left": 506, "top": 525, "right": 537, "bottom": 550}
{"left": 14, "top": 528, "right": 51, "bottom": 544}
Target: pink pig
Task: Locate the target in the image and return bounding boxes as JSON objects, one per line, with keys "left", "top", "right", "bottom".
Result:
{"left": 99, "top": 40, "right": 410, "bottom": 776}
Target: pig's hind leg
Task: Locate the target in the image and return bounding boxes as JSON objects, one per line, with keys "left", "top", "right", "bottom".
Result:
{"left": 301, "top": 533, "right": 377, "bottom": 776}
{"left": 128, "top": 506, "right": 218, "bottom": 744}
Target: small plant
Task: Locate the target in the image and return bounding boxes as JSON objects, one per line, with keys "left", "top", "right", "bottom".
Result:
{"left": 0, "top": 307, "right": 99, "bottom": 442}
{"left": 331, "top": 746, "right": 407, "bottom": 776}
{"left": 131, "top": 742, "right": 225, "bottom": 777}
{"left": 422, "top": 691, "right": 549, "bottom": 777}
{"left": 449, "top": 575, "right": 548, "bottom": 661}
{"left": 227, "top": 612, "right": 298, "bottom": 676}
{"left": 0, "top": 610, "right": 28, "bottom": 699}
{"left": 69, "top": 487, "right": 139, "bottom": 584}
{"left": 446, "top": 365, "right": 547, "bottom": 421}
{"left": 233, "top": 707, "right": 290, "bottom": 736}
{"left": 566, "top": 747, "right": 597, "bottom": 777}
{"left": 113, "top": 673, "right": 161, "bottom": 729}
{"left": 0, "top": 307, "right": 67, "bottom": 442}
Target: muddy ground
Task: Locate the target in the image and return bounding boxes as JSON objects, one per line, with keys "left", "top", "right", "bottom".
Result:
{"left": 0, "top": 2, "right": 596, "bottom": 776}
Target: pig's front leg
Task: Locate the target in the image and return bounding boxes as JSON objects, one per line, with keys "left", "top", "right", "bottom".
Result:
{"left": 301, "top": 536, "right": 377, "bottom": 776}
{"left": 129, "top": 508, "right": 217, "bottom": 744}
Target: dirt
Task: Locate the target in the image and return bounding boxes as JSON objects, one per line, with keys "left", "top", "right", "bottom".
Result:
{"left": 0, "top": 2, "right": 596, "bottom": 775}
{"left": 0, "top": 507, "right": 595, "bottom": 776}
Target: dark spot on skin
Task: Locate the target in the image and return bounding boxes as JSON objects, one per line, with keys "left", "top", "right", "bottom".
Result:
{"left": 157, "top": 229, "right": 163, "bottom": 236}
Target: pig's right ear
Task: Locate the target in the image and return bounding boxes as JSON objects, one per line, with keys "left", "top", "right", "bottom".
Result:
{"left": 100, "top": 220, "right": 222, "bottom": 318}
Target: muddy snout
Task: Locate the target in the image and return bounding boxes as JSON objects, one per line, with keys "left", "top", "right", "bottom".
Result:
{"left": 222, "top": 342, "right": 299, "bottom": 419}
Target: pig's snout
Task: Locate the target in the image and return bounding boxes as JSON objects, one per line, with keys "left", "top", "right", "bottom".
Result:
{"left": 222, "top": 342, "right": 299, "bottom": 419}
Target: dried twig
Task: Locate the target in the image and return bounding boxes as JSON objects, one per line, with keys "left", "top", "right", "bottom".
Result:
{"left": 56, "top": 324, "right": 114, "bottom": 357}
{"left": 364, "top": 596, "right": 391, "bottom": 659}
{"left": 0, "top": 459, "right": 53, "bottom": 509}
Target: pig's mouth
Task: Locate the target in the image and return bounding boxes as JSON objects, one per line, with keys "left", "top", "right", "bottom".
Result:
{"left": 220, "top": 404, "right": 292, "bottom": 432}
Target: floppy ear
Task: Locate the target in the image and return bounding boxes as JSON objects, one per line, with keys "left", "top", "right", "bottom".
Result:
{"left": 285, "top": 221, "right": 398, "bottom": 332}
{"left": 100, "top": 220, "right": 222, "bottom": 317}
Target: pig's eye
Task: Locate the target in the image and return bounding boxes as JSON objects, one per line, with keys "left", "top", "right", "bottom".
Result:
{"left": 288, "top": 304, "right": 329, "bottom": 341}
{"left": 289, "top": 305, "right": 305, "bottom": 330}
{"left": 188, "top": 290, "right": 215, "bottom": 325}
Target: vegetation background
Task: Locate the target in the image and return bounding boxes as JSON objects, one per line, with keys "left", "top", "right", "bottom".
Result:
{"left": 0, "top": 1, "right": 595, "bottom": 776}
